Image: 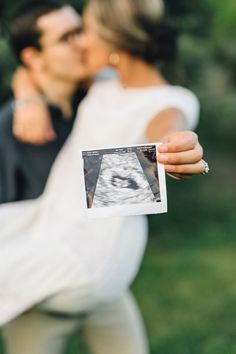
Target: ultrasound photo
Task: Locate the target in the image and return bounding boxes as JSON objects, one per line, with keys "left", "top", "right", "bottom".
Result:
{"left": 81, "top": 144, "right": 167, "bottom": 216}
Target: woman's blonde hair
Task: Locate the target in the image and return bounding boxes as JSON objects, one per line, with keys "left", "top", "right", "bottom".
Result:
{"left": 87, "top": 0, "right": 177, "bottom": 64}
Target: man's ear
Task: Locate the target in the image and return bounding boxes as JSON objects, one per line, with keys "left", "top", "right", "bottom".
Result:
{"left": 20, "top": 47, "right": 43, "bottom": 70}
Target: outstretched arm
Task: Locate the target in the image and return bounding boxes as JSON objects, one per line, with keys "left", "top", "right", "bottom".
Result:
{"left": 12, "top": 67, "right": 56, "bottom": 145}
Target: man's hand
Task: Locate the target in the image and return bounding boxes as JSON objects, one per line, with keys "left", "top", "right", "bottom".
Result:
{"left": 157, "top": 131, "right": 204, "bottom": 179}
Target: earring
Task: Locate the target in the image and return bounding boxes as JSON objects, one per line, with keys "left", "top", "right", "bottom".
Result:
{"left": 108, "top": 52, "right": 121, "bottom": 66}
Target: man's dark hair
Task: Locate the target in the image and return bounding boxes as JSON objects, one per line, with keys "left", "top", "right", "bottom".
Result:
{"left": 9, "top": 0, "right": 65, "bottom": 62}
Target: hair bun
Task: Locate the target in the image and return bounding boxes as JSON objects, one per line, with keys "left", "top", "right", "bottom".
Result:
{"left": 144, "top": 20, "right": 178, "bottom": 63}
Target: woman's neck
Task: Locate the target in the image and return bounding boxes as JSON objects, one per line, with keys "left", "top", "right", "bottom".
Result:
{"left": 117, "top": 55, "right": 167, "bottom": 89}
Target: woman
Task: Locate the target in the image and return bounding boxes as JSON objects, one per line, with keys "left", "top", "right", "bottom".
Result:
{"left": 1, "top": 0, "right": 206, "bottom": 353}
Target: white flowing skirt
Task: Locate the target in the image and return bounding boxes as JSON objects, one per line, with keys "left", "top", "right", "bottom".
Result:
{"left": 0, "top": 98, "right": 149, "bottom": 325}
{"left": 0, "top": 187, "right": 147, "bottom": 325}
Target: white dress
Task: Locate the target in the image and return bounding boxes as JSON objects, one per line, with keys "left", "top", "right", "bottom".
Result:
{"left": 0, "top": 80, "right": 199, "bottom": 325}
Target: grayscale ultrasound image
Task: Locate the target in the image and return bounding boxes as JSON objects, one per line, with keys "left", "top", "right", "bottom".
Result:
{"left": 82, "top": 145, "right": 161, "bottom": 208}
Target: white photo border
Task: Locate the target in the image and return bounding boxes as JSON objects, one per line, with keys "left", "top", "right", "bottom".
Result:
{"left": 79, "top": 143, "right": 167, "bottom": 218}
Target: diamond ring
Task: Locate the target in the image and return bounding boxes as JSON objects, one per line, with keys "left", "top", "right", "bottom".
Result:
{"left": 201, "top": 159, "right": 210, "bottom": 175}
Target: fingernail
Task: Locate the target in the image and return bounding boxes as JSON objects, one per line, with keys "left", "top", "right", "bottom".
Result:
{"left": 158, "top": 155, "right": 168, "bottom": 163}
{"left": 158, "top": 145, "right": 168, "bottom": 153}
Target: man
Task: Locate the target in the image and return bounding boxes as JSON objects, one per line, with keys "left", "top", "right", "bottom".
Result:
{"left": 0, "top": 0, "right": 86, "bottom": 203}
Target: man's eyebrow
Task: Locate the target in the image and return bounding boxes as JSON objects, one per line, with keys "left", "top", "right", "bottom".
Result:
{"left": 59, "top": 26, "right": 83, "bottom": 41}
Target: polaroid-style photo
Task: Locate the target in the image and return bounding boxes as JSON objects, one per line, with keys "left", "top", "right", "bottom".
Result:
{"left": 80, "top": 143, "right": 167, "bottom": 217}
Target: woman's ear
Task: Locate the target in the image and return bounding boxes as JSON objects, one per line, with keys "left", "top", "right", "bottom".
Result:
{"left": 20, "top": 47, "right": 43, "bottom": 71}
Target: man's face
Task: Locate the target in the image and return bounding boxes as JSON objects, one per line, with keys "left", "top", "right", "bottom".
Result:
{"left": 36, "top": 6, "right": 88, "bottom": 82}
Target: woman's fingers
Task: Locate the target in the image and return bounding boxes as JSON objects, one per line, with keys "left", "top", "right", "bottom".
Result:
{"left": 158, "top": 146, "right": 203, "bottom": 165}
{"left": 13, "top": 106, "right": 56, "bottom": 145}
{"left": 164, "top": 159, "right": 206, "bottom": 175}
{"left": 13, "top": 123, "right": 48, "bottom": 144}
{"left": 13, "top": 124, "right": 55, "bottom": 144}
{"left": 158, "top": 131, "right": 198, "bottom": 153}
{"left": 12, "top": 67, "right": 56, "bottom": 144}
{"left": 156, "top": 131, "right": 206, "bottom": 176}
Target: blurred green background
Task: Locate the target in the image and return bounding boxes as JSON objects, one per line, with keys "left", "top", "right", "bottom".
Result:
{"left": 0, "top": 0, "right": 236, "bottom": 353}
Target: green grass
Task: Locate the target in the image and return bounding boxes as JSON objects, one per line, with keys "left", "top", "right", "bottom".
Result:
{"left": 134, "top": 234, "right": 236, "bottom": 354}
{"left": 132, "top": 170, "right": 236, "bottom": 354}
{"left": 1, "top": 164, "right": 236, "bottom": 354}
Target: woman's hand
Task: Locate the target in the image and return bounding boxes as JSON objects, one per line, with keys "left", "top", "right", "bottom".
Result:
{"left": 157, "top": 131, "right": 205, "bottom": 179}
{"left": 12, "top": 67, "right": 56, "bottom": 145}
{"left": 13, "top": 100, "right": 56, "bottom": 145}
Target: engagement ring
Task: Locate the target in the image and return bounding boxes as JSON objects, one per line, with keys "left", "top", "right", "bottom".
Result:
{"left": 201, "top": 159, "right": 210, "bottom": 175}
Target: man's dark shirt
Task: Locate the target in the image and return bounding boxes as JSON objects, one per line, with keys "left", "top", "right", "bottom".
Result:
{"left": 0, "top": 90, "right": 85, "bottom": 203}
